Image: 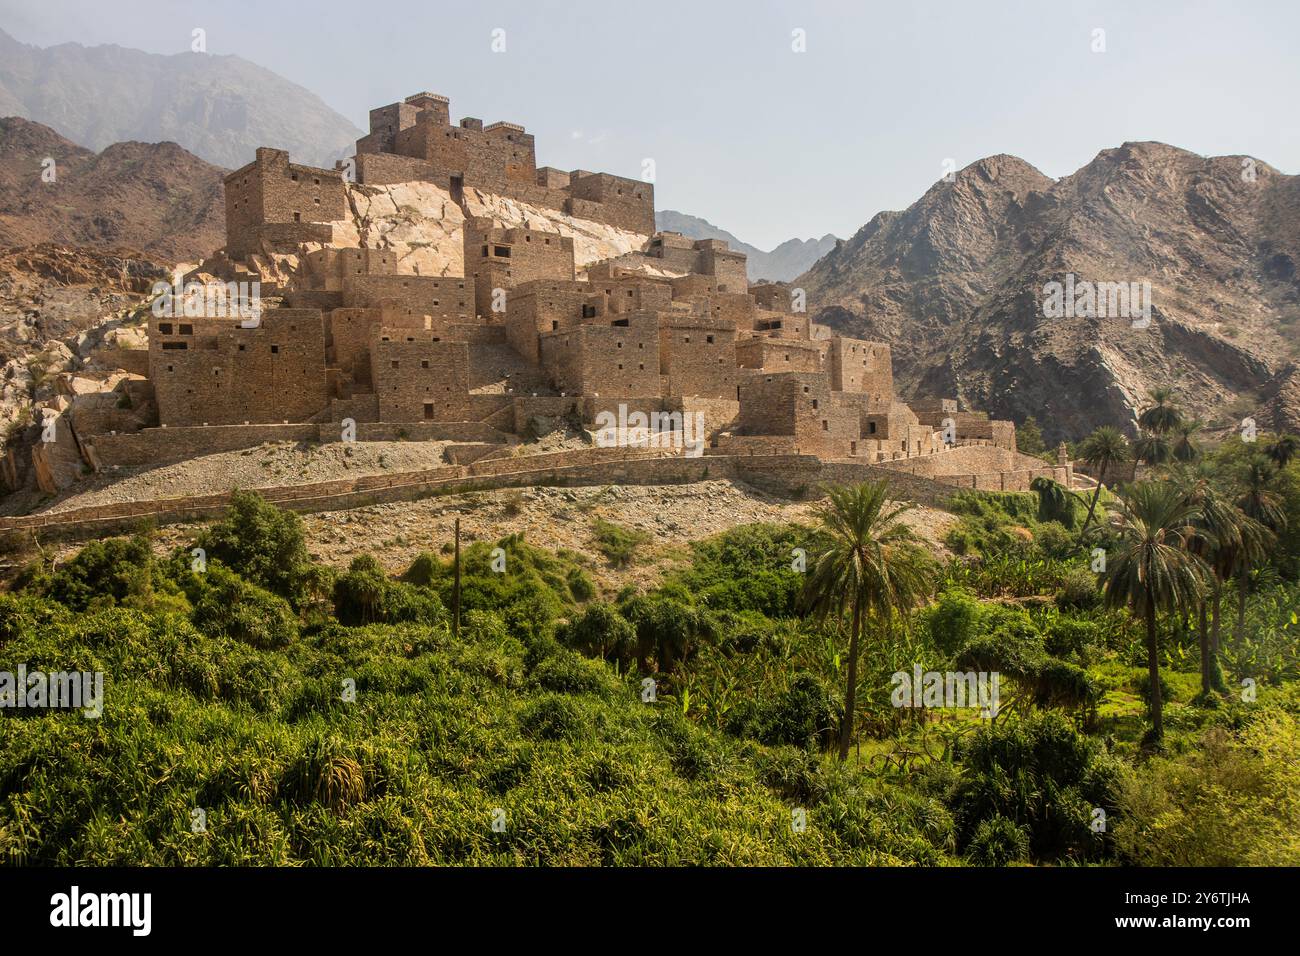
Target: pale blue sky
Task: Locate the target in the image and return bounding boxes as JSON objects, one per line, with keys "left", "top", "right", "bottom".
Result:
{"left": 3, "top": 0, "right": 1297, "bottom": 249}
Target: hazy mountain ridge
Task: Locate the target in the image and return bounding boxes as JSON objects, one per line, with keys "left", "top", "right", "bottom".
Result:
{"left": 655, "top": 209, "right": 838, "bottom": 282}
{"left": 798, "top": 143, "right": 1300, "bottom": 440}
{"left": 0, "top": 28, "right": 362, "bottom": 170}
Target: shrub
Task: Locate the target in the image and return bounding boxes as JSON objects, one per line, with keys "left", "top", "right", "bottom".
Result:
{"left": 1033, "top": 521, "right": 1077, "bottom": 559}
{"left": 966, "top": 815, "right": 1029, "bottom": 866}
{"left": 333, "top": 556, "right": 445, "bottom": 628}
{"left": 198, "top": 491, "right": 313, "bottom": 604}
{"left": 1044, "top": 615, "right": 1104, "bottom": 660}
{"left": 519, "top": 694, "right": 596, "bottom": 742}
{"left": 724, "top": 672, "right": 838, "bottom": 749}
{"left": 948, "top": 713, "right": 1122, "bottom": 863}
{"left": 1113, "top": 715, "right": 1300, "bottom": 865}
{"left": 190, "top": 565, "right": 298, "bottom": 649}
{"left": 566, "top": 567, "right": 595, "bottom": 603}
{"left": 557, "top": 603, "right": 636, "bottom": 662}
{"left": 530, "top": 651, "right": 620, "bottom": 698}
{"left": 1056, "top": 564, "right": 1101, "bottom": 611}
{"left": 923, "top": 587, "right": 985, "bottom": 656}
{"left": 43, "top": 536, "right": 175, "bottom": 612}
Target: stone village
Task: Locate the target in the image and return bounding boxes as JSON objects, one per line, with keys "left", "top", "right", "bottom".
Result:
{"left": 6, "top": 91, "right": 1075, "bottom": 519}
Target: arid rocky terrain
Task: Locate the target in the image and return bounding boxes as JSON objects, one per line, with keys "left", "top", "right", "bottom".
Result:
{"left": 0, "top": 117, "right": 225, "bottom": 260}
{"left": 36, "top": 474, "right": 955, "bottom": 595}
{"left": 800, "top": 144, "right": 1300, "bottom": 442}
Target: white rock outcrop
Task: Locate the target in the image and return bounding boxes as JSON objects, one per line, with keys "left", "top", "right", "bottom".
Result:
{"left": 461, "top": 188, "right": 650, "bottom": 268}
{"left": 302, "top": 181, "right": 652, "bottom": 276}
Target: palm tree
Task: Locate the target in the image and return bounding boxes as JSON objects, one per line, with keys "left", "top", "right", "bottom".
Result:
{"left": 1171, "top": 419, "right": 1204, "bottom": 463}
{"left": 1135, "top": 430, "right": 1174, "bottom": 466}
{"left": 1030, "top": 475, "right": 1075, "bottom": 528}
{"left": 1264, "top": 434, "right": 1299, "bottom": 471}
{"left": 1102, "top": 481, "right": 1208, "bottom": 742}
{"left": 1177, "top": 474, "right": 1268, "bottom": 694}
{"left": 1077, "top": 426, "right": 1131, "bottom": 533}
{"left": 801, "top": 480, "right": 933, "bottom": 761}
{"left": 1137, "top": 388, "right": 1183, "bottom": 436}
{"left": 1232, "top": 456, "right": 1288, "bottom": 640}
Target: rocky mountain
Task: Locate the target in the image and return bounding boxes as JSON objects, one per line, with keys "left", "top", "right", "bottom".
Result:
{"left": 798, "top": 144, "right": 1300, "bottom": 441}
{"left": 0, "top": 117, "right": 225, "bottom": 262}
{"left": 656, "top": 209, "right": 837, "bottom": 282}
{"left": 0, "top": 28, "right": 362, "bottom": 170}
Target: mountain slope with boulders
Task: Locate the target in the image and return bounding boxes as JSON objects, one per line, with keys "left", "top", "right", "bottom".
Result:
{"left": 0, "top": 117, "right": 226, "bottom": 262}
{"left": 799, "top": 143, "right": 1300, "bottom": 441}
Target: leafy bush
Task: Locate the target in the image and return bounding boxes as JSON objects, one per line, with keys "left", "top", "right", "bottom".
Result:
{"left": 1056, "top": 564, "right": 1101, "bottom": 611}
{"left": 966, "top": 815, "right": 1029, "bottom": 866}
{"left": 333, "top": 556, "right": 445, "bottom": 628}
{"left": 1113, "top": 714, "right": 1300, "bottom": 865}
{"left": 670, "top": 523, "right": 805, "bottom": 616}
{"left": 566, "top": 567, "right": 595, "bottom": 602}
{"left": 724, "top": 672, "right": 838, "bottom": 749}
{"left": 197, "top": 491, "right": 314, "bottom": 605}
{"left": 190, "top": 564, "right": 299, "bottom": 649}
{"left": 946, "top": 714, "right": 1124, "bottom": 863}
{"left": 557, "top": 602, "right": 636, "bottom": 662}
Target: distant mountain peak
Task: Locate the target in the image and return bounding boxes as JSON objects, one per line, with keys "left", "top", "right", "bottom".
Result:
{"left": 655, "top": 210, "right": 839, "bottom": 282}
{"left": 0, "top": 27, "right": 362, "bottom": 169}
{"left": 797, "top": 143, "right": 1300, "bottom": 440}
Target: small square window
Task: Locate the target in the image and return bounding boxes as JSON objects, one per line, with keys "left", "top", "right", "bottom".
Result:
{"left": 271, "top": 345, "right": 279, "bottom": 354}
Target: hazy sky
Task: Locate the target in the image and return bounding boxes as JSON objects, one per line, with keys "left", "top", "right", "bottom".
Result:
{"left": 3, "top": 0, "right": 1297, "bottom": 249}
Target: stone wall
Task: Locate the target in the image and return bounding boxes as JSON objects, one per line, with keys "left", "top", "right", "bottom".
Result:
{"left": 149, "top": 310, "right": 330, "bottom": 427}
{"left": 369, "top": 330, "right": 471, "bottom": 422}
{"left": 829, "top": 337, "right": 893, "bottom": 401}
{"left": 224, "top": 148, "right": 347, "bottom": 259}
{"left": 659, "top": 316, "right": 737, "bottom": 399}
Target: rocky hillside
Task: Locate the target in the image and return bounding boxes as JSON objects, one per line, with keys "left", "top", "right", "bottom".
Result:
{"left": 0, "top": 28, "right": 362, "bottom": 170}
{"left": 0, "top": 117, "right": 225, "bottom": 261}
{"left": 656, "top": 209, "right": 837, "bottom": 282}
{"left": 0, "top": 244, "right": 164, "bottom": 473}
{"left": 799, "top": 144, "right": 1300, "bottom": 440}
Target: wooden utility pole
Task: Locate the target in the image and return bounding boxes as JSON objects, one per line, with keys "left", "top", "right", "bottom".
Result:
{"left": 452, "top": 517, "right": 461, "bottom": 639}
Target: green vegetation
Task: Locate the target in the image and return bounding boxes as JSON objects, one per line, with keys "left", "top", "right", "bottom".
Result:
{"left": 591, "top": 518, "right": 651, "bottom": 568}
{"left": 2, "top": 409, "right": 1299, "bottom": 865}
